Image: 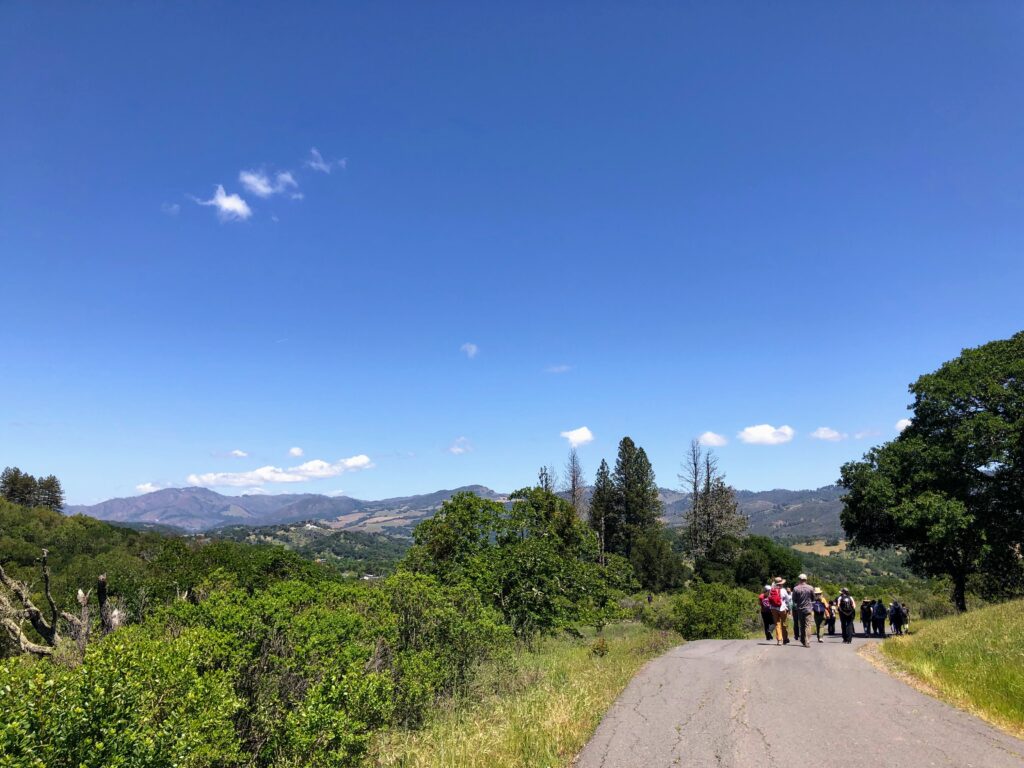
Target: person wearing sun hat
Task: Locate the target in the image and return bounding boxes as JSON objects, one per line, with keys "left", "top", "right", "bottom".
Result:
{"left": 757, "top": 584, "right": 775, "bottom": 641}
{"left": 791, "top": 573, "right": 816, "bottom": 648}
{"left": 811, "top": 587, "right": 827, "bottom": 643}
{"left": 768, "top": 577, "right": 790, "bottom": 646}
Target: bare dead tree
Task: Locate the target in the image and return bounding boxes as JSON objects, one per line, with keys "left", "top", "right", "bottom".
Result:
{"left": 0, "top": 550, "right": 120, "bottom": 658}
{"left": 563, "top": 448, "right": 587, "bottom": 517}
{"left": 679, "top": 440, "right": 745, "bottom": 560}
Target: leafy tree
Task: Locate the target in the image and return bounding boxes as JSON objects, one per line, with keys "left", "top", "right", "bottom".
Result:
{"left": 840, "top": 332, "right": 1024, "bottom": 611}
{"left": 629, "top": 527, "right": 686, "bottom": 592}
{"left": 671, "top": 581, "right": 754, "bottom": 640}
{"left": 611, "top": 437, "right": 661, "bottom": 557}
{"left": 34, "top": 474, "right": 65, "bottom": 511}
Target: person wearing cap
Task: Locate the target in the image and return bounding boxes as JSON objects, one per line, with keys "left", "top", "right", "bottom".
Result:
{"left": 836, "top": 587, "right": 857, "bottom": 643}
{"left": 811, "top": 587, "right": 827, "bottom": 643}
{"left": 757, "top": 584, "right": 775, "bottom": 641}
{"left": 791, "top": 573, "right": 816, "bottom": 648}
{"left": 768, "top": 577, "right": 790, "bottom": 646}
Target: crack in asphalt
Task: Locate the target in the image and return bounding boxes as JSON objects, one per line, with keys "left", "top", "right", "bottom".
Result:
{"left": 574, "top": 637, "right": 1024, "bottom": 768}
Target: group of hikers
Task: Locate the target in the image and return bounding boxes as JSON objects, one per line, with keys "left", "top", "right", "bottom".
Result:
{"left": 757, "top": 574, "right": 910, "bottom": 647}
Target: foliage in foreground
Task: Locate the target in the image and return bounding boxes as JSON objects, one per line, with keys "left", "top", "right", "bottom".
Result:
{"left": 373, "top": 623, "right": 675, "bottom": 768}
{"left": 882, "top": 599, "right": 1024, "bottom": 735}
{"left": 0, "top": 572, "right": 511, "bottom": 768}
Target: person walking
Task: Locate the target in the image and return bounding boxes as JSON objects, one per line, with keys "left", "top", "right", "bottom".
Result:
{"left": 837, "top": 587, "right": 856, "bottom": 644}
{"left": 768, "top": 577, "right": 790, "bottom": 646}
{"left": 825, "top": 599, "right": 837, "bottom": 636}
{"left": 889, "top": 600, "right": 903, "bottom": 636}
{"left": 757, "top": 584, "right": 775, "bottom": 641}
{"left": 901, "top": 602, "right": 910, "bottom": 634}
{"left": 786, "top": 586, "right": 800, "bottom": 644}
{"left": 811, "top": 588, "right": 827, "bottom": 643}
{"left": 791, "top": 573, "right": 815, "bottom": 648}
{"left": 860, "top": 598, "right": 873, "bottom": 636}
{"left": 872, "top": 597, "right": 888, "bottom": 637}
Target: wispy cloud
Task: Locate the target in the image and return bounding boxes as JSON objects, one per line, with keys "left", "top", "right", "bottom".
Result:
{"left": 305, "top": 147, "right": 347, "bottom": 174}
{"left": 560, "top": 426, "right": 594, "bottom": 448}
{"left": 460, "top": 342, "right": 479, "bottom": 359}
{"left": 448, "top": 436, "right": 473, "bottom": 455}
{"left": 229, "top": 449, "right": 249, "bottom": 458}
{"left": 810, "top": 427, "right": 846, "bottom": 442}
{"left": 853, "top": 429, "right": 880, "bottom": 440}
{"left": 161, "top": 202, "right": 180, "bottom": 216}
{"left": 738, "top": 424, "right": 795, "bottom": 445}
{"left": 289, "top": 446, "right": 304, "bottom": 457}
{"left": 193, "top": 185, "right": 252, "bottom": 221}
{"left": 239, "top": 169, "right": 299, "bottom": 198}
{"left": 698, "top": 431, "right": 728, "bottom": 447}
{"left": 896, "top": 418, "right": 912, "bottom": 433}
{"left": 186, "top": 455, "right": 373, "bottom": 488}
{"left": 545, "top": 364, "right": 572, "bottom": 374}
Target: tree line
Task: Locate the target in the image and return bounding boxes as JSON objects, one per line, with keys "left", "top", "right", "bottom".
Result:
{"left": 1, "top": 466, "right": 65, "bottom": 511}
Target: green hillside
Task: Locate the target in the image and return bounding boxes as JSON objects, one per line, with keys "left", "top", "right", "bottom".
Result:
{"left": 882, "top": 600, "right": 1024, "bottom": 736}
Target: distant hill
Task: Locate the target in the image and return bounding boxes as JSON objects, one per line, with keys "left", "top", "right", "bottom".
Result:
{"left": 66, "top": 483, "right": 845, "bottom": 538}
{"left": 65, "top": 485, "right": 510, "bottom": 533}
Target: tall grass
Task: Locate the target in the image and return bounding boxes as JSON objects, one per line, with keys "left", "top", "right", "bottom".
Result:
{"left": 372, "top": 623, "right": 676, "bottom": 767}
{"left": 882, "top": 599, "right": 1024, "bottom": 735}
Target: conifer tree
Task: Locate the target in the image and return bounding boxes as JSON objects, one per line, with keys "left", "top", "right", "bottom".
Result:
{"left": 588, "top": 459, "right": 619, "bottom": 564}
{"left": 611, "top": 437, "right": 662, "bottom": 556}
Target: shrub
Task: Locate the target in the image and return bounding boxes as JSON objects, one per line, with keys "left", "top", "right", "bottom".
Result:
{"left": 671, "top": 582, "right": 755, "bottom": 640}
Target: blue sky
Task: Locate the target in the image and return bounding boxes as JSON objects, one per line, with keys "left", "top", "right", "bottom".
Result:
{"left": 2, "top": 3, "right": 1022, "bottom": 504}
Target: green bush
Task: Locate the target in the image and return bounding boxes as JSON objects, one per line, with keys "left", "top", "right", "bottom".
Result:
{"left": 670, "top": 582, "right": 756, "bottom": 640}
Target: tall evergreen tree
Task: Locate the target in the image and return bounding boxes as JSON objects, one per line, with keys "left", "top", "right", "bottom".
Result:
{"left": 35, "top": 475, "right": 65, "bottom": 511}
{"left": 0, "top": 467, "right": 38, "bottom": 508}
{"left": 588, "top": 459, "right": 620, "bottom": 564}
{"left": 612, "top": 437, "right": 662, "bottom": 556}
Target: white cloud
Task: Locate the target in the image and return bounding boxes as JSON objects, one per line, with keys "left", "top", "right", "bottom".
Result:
{"left": 230, "top": 449, "right": 249, "bottom": 458}
{"left": 135, "top": 482, "right": 163, "bottom": 494}
{"left": 737, "top": 424, "right": 795, "bottom": 445}
{"left": 161, "top": 202, "right": 180, "bottom": 216}
{"left": 698, "top": 431, "right": 728, "bottom": 447}
{"left": 545, "top": 364, "right": 572, "bottom": 374}
{"left": 853, "top": 429, "right": 879, "bottom": 440}
{"left": 186, "top": 454, "right": 373, "bottom": 488}
{"left": 460, "top": 342, "right": 479, "bottom": 359}
{"left": 896, "top": 418, "right": 912, "bottom": 433}
{"left": 194, "top": 185, "right": 252, "bottom": 221}
{"left": 289, "top": 446, "right": 304, "bottom": 457}
{"left": 560, "top": 426, "right": 594, "bottom": 448}
{"left": 810, "top": 427, "right": 846, "bottom": 442}
{"left": 239, "top": 169, "right": 299, "bottom": 198}
{"left": 449, "top": 436, "right": 473, "bottom": 455}
{"left": 305, "top": 147, "right": 346, "bottom": 174}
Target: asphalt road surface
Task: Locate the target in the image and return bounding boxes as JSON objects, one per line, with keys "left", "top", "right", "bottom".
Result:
{"left": 575, "top": 634, "right": 1024, "bottom": 768}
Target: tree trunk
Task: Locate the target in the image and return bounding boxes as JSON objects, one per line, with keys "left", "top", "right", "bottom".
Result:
{"left": 953, "top": 572, "right": 967, "bottom": 613}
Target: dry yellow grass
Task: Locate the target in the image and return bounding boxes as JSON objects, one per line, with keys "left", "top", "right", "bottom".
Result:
{"left": 791, "top": 539, "right": 847, "bottom": 556}
{"left": 372, "top": 623, "right": 676, "bottom": 768}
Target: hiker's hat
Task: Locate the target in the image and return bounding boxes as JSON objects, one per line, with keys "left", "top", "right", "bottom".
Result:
{"left": 798, "top": 573, "right": 808, "bottom": 581}
{"left": 764, "top": 584, "right": 771, "bottom": 591}
{"left": 813, "top": 587, "right": 822, "bottom": 595}
{"left": 840, "top": 587, "right": 849, "bottom": 594}
{"left": 774, "top": 577, "right": 785, "bottom": 585}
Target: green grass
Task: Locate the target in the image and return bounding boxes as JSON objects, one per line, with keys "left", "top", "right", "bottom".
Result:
{"left": 881, "top": 599, "right": 1024, "bottom": 736}
{"left": 372, "top": 623, "right": 677, "bottom": 767}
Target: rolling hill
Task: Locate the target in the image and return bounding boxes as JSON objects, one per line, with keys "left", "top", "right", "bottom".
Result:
{"left": 65, "top": 484, "right": 845, "bottom": 538}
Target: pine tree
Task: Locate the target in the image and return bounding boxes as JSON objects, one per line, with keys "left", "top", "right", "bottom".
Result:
{"left": 0, "top": 467, "right": 38, "bottom": 507}
{"left": 35, "top": 475, "right": 65, "bottom": 511}
{"left": 612, "top": 437, "right": 662, "bottom": 557}
{"left": 588, "top": 459, "right": 619, "bottom": 564}
{"left": 680, "top": 441, "right": 746, "bottom": 559}
{"left": 562, "top": 448, "right": 587, "bottom": 517}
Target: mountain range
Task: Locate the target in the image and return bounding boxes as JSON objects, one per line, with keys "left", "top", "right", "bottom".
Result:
{"left": 65, "top": 484, "right": 846, "bottom": 539}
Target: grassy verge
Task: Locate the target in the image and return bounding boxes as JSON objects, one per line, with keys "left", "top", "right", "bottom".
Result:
{"left": 372, "top": 623, "right": 677, "bottom": 767}
{"left": 881, "top": 599, "right": 1024, "bottom": 736}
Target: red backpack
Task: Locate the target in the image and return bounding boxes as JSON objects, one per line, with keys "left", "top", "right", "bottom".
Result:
{"left": 768, "top": 586, "right": 782, "bottom": 607}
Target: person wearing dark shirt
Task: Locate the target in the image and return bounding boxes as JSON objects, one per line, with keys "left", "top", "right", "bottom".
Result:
{"left": 825, "top": 600, "right": 837, "bottom": 636}
{"left": 872, "top": 598, "right": 888, "bottom": 637}
{"left": 837, "top": 588, "right": 857, "bottom": 644}
{"left": 860, "top": 599, "right": 873, "bottom": 636}
{"left": 811, "top": 588, "right": 827, "bottom": 643}
{"left": 757, "top": 584, "right": 775, "bottom": 641}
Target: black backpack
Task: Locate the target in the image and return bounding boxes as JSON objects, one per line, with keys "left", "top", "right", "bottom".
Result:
{"left": 839, "top": 595, "right": 855, "bottom": 616}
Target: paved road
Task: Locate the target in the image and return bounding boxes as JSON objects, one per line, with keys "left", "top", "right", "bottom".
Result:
{"left": 575, "top": 634, "right": 1024, "bottom": 768}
